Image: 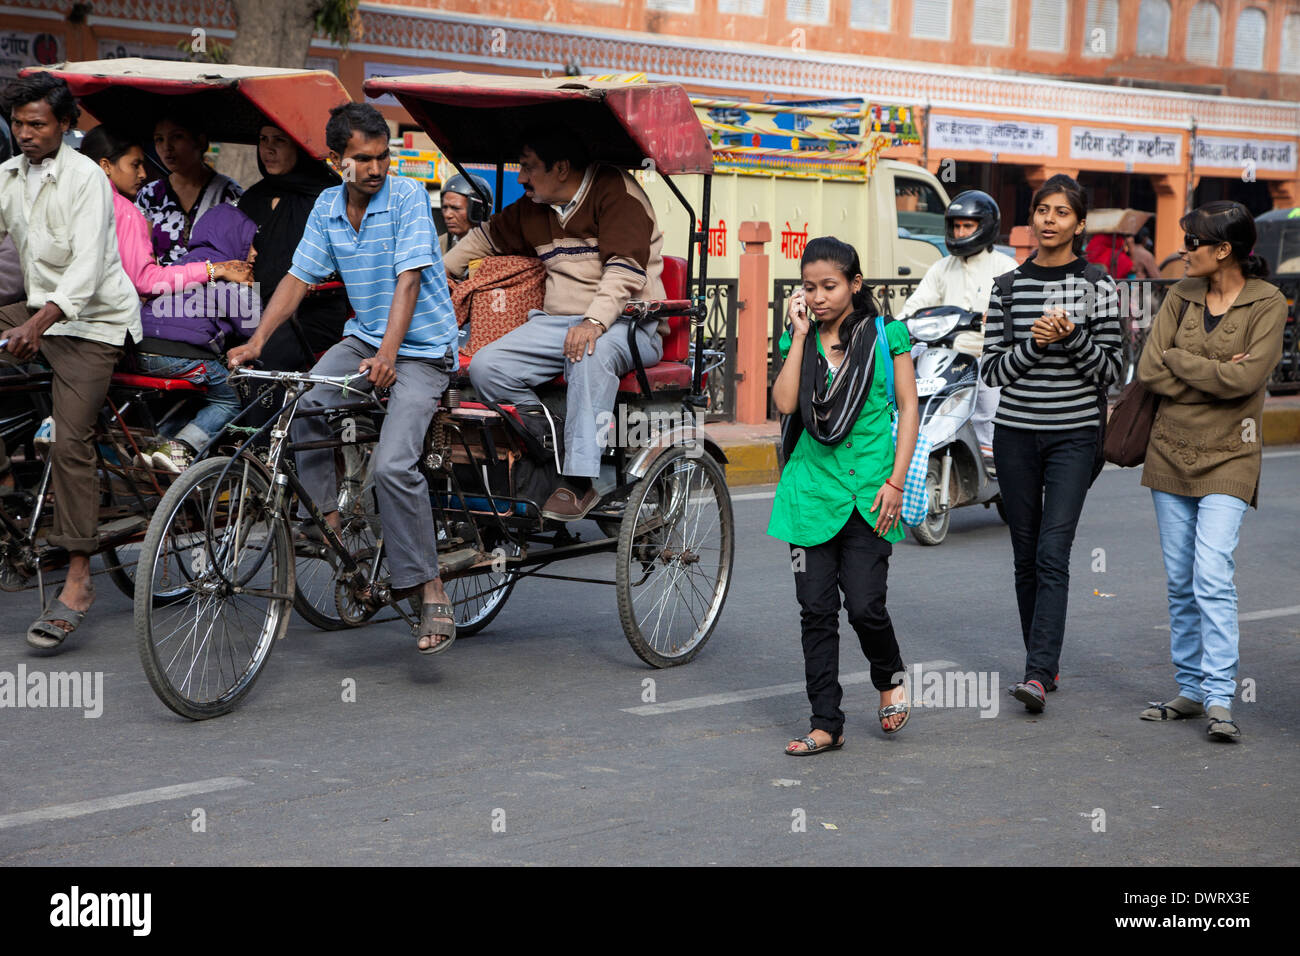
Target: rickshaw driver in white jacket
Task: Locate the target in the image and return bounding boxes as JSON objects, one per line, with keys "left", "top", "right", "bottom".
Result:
{"left": 901, "top": 189, "right": 1018, "bottom": 472}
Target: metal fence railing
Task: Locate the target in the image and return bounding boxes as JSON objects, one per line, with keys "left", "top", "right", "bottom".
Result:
{"left": 766, "top": 275, "right": 1300, "bottom": 418}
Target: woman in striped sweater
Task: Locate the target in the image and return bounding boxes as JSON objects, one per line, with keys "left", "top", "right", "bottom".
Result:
{"left": 979, "top": 174, "right": 1123, "bottom": 714}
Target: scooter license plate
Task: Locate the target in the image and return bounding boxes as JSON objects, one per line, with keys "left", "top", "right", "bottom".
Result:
{"left": 916, "top": 376, "right": 945, "bottom": 396}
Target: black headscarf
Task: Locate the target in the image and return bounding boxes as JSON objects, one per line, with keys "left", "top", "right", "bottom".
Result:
{"left": 238, "top": 137, "right": 340, "bottom": 303}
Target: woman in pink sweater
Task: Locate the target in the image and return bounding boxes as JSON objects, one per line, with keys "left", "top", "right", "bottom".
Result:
{"left": 81, "top": 125, "right": 251, "bottom": 471}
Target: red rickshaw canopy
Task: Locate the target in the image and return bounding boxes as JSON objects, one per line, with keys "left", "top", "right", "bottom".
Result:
{"left": 364, "top": 72, "right": 714, "bottom": 175}
{"left": 23, "top": 59, "right": 350, "bottom": 160}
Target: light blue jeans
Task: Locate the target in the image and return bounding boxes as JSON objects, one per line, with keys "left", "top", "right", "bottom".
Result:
{"left": 1151, "top": 490, "right": 1249, "bottom": 710}
{"left": 135, "top": 352, "right": 241, "bottom": 451}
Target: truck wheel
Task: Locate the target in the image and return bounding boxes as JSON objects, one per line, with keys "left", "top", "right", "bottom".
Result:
{"left": 910, "top": 458, "right": 950, "bottom": 546}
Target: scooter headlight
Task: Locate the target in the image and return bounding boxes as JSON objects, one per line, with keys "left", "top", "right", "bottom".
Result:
{"left": 906, "top": 311, "right": 961, "bottom": 343}
{"left": 931, "top": 386, "right": 975, "bottom": 421}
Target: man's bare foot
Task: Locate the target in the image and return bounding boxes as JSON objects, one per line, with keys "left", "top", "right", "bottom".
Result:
{"left": 879, "top": 684, "right": 908, "bottom": 732}
{"left": 45, "top": 576, "right": 94, "bottom": 634}
{"left": 785, "top": 728, "right": 844, "bottom": 754}
{"left": 416, "top": 576, "right": 455, "bottom": 652}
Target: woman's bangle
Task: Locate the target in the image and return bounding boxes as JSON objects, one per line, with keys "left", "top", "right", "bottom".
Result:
{"left": 885, "top": 479, "right": 903, "bottom": 492}
{"left": 206, "top": 260, "right": 215, "bottom": 282}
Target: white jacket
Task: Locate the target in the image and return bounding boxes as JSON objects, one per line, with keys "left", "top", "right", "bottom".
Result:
{"left": 901, "top": 247, "right": 1019, "bottom": 356}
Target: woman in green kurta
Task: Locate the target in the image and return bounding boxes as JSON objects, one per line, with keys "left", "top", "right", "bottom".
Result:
{"left": 769, "top": 237, "right": 920, "bottom": 755}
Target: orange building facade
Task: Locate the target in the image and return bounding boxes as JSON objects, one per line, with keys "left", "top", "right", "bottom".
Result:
{"left": 4, "top": 0, "right": 1299, "bottom": 266}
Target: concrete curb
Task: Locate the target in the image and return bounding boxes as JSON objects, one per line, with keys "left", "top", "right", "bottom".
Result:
{"left": 714, "top": 406, "right": 1300, "bottom": 488}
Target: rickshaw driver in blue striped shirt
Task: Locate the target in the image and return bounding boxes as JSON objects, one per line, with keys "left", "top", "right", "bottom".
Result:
{"left": 229, "top": 103, "right": 462, "bottom": 655}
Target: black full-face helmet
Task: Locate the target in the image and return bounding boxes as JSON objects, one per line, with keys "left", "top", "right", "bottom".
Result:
{"left": 945, "top": 189, "right": 1001, "bottom": 258}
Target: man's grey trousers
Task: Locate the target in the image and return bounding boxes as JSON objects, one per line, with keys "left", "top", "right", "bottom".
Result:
{"left": 291, "top": 336, "right": 451, "bottom": 591}
{"left": 467, "top": 311, "right": 664, "bottom": 478}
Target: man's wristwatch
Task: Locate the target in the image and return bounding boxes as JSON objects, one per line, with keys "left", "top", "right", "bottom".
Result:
{"left": 583, "top": 317, "right": 604, "bottom": 332}
{"left": 206, "top": 260, "right": 216, "bottom": 282}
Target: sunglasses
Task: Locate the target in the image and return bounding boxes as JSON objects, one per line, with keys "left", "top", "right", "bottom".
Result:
{"left": 1183, "top": 234, "right": 1219, "bottom": 251}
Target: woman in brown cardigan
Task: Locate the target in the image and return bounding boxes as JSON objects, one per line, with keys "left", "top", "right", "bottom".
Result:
{"left": 1136, "top": 201, "right": 1286, "bottom": 742}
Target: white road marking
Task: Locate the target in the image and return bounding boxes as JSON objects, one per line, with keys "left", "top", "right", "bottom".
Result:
{"left": 623, "top": 659, "right": 957, "bottom": 715}
{"left": 1154, "top": 605, "right": 1300, "bottom": 630}
{"left": 731, "top": 490, "right": 776, "bottom": 501}
{"left": 0, "top": 776, "right": 252, "bottom": 830}
{"left": 1262, "top": 449, "right": 1300, "bottom": 460}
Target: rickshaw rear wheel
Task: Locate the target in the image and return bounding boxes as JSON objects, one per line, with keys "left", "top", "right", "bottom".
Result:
{"left": 616, "top": 446, "right": 733, "bottom": 668}
{"left": 293, "top": 445, "right": 379, "bottom": 631}
{"left": 135, "top": 455, "right": 292, "bottom": 720}
{"left": 445, "top": 539, "right": 520, "bottom": 636}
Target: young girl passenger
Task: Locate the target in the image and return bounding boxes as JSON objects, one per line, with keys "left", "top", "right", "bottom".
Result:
{"left": 769, "top": 237, "right": 920, "bottom": 755}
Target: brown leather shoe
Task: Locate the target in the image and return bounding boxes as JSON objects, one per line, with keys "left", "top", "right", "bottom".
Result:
{"left": 542, "top": 485, "right": 600, "bottom": 521}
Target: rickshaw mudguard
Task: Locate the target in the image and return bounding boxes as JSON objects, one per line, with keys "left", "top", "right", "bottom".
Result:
{"left": 25, "top": 59, "right": 350, "bottom": 160}
{"left": 625, "top": 428, "right": 728, "bottom": 481}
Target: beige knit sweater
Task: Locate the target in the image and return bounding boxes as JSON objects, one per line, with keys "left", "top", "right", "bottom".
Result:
{"left": 1137, "top": 276, "right": 1286, "bottom": 507}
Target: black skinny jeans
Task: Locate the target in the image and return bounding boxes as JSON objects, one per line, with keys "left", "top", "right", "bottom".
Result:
{"left": 791, "top": 509, "right": 904, "bottom": 739}
{"left": 992, "top": 424, "right": 1098, "bottom": 688}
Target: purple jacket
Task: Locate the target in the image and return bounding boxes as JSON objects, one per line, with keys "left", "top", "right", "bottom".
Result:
{"left": 140, "top": 204, "right": 258, "bottom": 352}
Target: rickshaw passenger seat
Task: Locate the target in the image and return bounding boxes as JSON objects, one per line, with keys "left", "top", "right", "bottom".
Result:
{"left": 452, "top": 255, "right": 698, "bottom": 394}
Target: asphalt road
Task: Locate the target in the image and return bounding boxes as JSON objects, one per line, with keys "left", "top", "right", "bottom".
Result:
{"left": 2, "top": 449, "right": 1298, "bottom": 866}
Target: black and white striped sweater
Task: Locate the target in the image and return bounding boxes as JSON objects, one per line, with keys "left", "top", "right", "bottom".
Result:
{"left": 979, "top": 258, "right": 1123, "bottom": 430}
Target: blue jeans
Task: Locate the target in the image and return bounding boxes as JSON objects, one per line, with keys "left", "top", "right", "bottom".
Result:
{"left": 1151, "top": 490, "right": 1249, "bottom": 710}
{"left": 135, "top": 352, "right": 241, "bottom": 450}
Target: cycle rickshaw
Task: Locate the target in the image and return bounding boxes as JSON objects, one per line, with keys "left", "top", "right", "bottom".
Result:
{"left": 133, "top": 73, "right": 735, "bottom": 718}
{"left": 11, "top": 59, "right": 374, "bottom": 623}
{"left": 1, "top": 61, "right": 349, "bottom": 617}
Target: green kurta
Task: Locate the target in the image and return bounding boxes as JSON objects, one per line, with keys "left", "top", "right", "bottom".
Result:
{"left": 768, "top": 319, "right": 912, "bottom": 546}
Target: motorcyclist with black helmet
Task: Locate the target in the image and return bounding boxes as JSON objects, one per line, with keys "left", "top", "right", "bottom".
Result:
{"left": 439, "top": 172, "right": 493, "bottom": 255}
{"left": 902, "top": 189, "right": 1018, "bottom": 467}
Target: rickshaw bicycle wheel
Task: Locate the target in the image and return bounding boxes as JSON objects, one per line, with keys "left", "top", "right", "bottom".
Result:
{"left": 616, "top": 445, "right": 733, "bottom": 668}
{"left": 135, "top": 455, "right": 293, "bottom": 720}
{"left": 445, "top": 538, "right": 520, "bottom": 636}
{"left": 293, "top": 442, "right": 380, "bottom": 631}
{"left": 103, "top": 472, "right": 192, "bottom": 607}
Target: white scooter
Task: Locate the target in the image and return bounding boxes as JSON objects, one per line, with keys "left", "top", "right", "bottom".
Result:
{"left": 903, "top": 305, "right": 1005, "bottom": 545}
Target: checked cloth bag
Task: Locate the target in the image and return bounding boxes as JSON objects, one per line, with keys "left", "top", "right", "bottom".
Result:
{"left": 450, "top": 255, "right": 547, "bottom": 356}
{"left": 873, "top": 314, "right": 932, "bottom": 527}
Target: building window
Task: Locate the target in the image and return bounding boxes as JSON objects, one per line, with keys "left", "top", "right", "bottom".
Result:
{"left": 1137, "top": 0, "right": 1170, "bottom": 56}
{"left": 786, "top": 0, "right": 829, "bottom": 24}
{"left": 1029, "top": 0, "right": 1068, "bottom": 52}
{"left": 850, "top": 0, "right": 891, "bottom": 32}
{"left": 1233, "top": 7, "right": 1266, "bottom": 69}
{"left": 1283, "top": 14, "right": 1300, "bottom": 74}
{"left": 1185, "top": 2, "right": 1221, "bottom": 66}
{"left": 719, "top": 0, "right": 764, "bottom": 14}
{"left": 970, "top": 0, "right": 1011, "bottom": 46}
{"left": 1084, "top": 0, "right": 1120, "bottom": 57}
{"left": 911, "top": 0, "right": 951, "bottom": 40}
{"left": 646, "top": 0, "right": 693, "bottom": 9}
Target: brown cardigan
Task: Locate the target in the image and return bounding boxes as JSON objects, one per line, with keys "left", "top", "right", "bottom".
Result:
{"left": 1137, "top": 276, "right": 1286, "bottom": 507}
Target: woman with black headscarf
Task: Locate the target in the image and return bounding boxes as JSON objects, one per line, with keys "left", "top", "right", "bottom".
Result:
{"left": 238, "top": 124, "right": 348, "bottom": 423}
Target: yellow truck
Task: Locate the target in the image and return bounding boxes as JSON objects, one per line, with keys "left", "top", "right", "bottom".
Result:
{"left": 635, "top": 97, "right": 953, "bottom": 285}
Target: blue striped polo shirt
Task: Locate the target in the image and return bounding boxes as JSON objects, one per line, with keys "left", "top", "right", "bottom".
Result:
{"left": 289, "top": 175, "right": 458, "bottom": 360}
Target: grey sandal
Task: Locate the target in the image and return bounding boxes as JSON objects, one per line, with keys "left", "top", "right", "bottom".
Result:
{"left": 1206, "top": 705, "right": 1241, "bottom": 741}
{"left": 878, "top": 701, "right": 911, "bottom": 735}
{"left": 785, "top": 733, "right": 845, "bottom": 756}
{"left": 416, "top": 602, "right": 456, "bottom": 655}
{"left": 27, "top": 597, "right": 87, "bottom": 649}
{"left": 1139, "top": 696, "right": 1204, "bottom": 721}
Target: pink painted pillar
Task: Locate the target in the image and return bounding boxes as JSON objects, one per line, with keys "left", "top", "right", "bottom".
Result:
{"left": 735, "top": 221, "right": 772, "bottom": 424}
